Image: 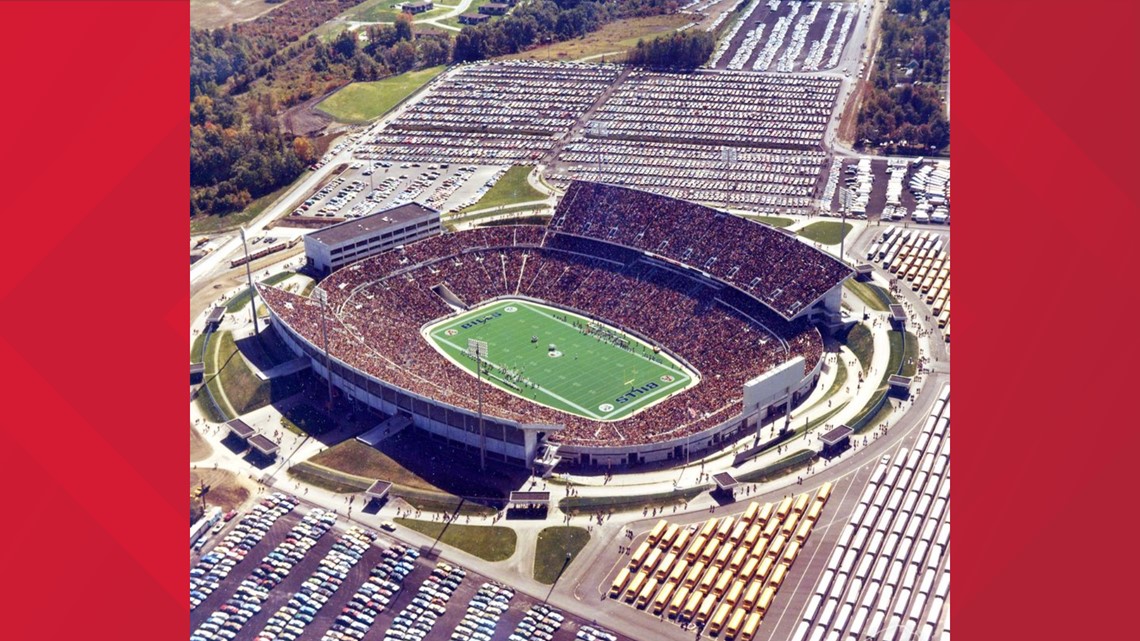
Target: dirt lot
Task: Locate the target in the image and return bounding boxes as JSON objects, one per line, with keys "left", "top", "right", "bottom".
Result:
{"left": 192, "top": 426, "right": 214, "bottom": 462}
{"left": 191, "top": 0, "right": 293, "bottom": 29}
{"left": 504, "top": 13, "right": 694, "bottom": 62}
{"left": 191, "top": 467, "right": 256, "bottom": 513}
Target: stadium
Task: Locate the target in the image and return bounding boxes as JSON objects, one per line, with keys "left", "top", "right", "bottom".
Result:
{"left": 260, "top": 182, "right": 853, "bottom": 470}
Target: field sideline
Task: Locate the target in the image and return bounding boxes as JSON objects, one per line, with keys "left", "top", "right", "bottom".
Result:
{"left": 423, "top": 298, "right": 698, "bottom": 421}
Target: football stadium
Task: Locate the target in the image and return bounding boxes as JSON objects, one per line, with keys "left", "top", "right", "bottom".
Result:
{"left": 260, "top": 181, "right": 853, "bottom": 470}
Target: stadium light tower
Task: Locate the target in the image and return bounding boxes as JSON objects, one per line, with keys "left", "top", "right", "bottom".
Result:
{"left": 240, "top": 227, "right": 260, "bottom": 335}
{"left": 839, "top": 187, "right": 852, "bottom": 265}
{"left": 319, "top": 291, "right": 334, "bottom": 409}
{"left": 469, "top": 338, "right": 489, "bottom": 471}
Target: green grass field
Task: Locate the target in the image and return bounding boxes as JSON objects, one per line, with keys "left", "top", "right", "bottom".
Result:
{"left": 798, "top": 221, "right": 853, "bottom": 245}
{"left": 316, "top": 65, "right": 446, "bottom": 123}
{"left": 533, "top": 527, "right": 590, "bottom": 584}
{"left": 424, "top": 299, "right": 697, "bottom": 421}
{"left": 459, "top": 166, "right": 545, "bottom": 213}
{"left": 393, "top": 519, "right": 516, "bottom": 562}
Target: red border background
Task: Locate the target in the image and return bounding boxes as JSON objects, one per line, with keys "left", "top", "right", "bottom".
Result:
{"left": 0, "top": 1, "right": 1136, "bottom": 638}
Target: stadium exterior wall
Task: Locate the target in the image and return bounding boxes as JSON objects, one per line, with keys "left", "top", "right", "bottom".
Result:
{"left": 266, "top": 304, "right": 821, "bottom": 469}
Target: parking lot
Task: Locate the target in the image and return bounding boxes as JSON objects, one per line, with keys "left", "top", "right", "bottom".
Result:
{"left": 191, "top": 496, "right": 633, "bottom": 641}
{"left": 710, "top": 1, "right": 860, "bottom": 73}
{"left": 285, "top": 161, "right": 507, "bottom": 220}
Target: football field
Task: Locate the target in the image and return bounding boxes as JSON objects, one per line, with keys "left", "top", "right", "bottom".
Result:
{"left": 423, "top": 299, "right": 698, "bottom": 421}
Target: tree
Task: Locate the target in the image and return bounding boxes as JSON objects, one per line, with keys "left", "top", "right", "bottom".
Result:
{"left": 292, "top": 137, "right": 317, "bottom": 164}
{"left": 394, "top": 13, "right": 414, "bottom": 42}
{"left": 388, "top": 40, "right": 417, "bottom": 73}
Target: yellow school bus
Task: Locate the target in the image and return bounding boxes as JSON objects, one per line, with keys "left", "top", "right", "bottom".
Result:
{"left": 781, "top": 512, "right": 800, "bottom": 538}
{"left": 666, "top": 558, "right": 689, "bottom": 584}
{"left": 729, "top": 520, "right": 748, "bottom": 544}
{"left": 792, "top": 493, "right": 810, "bottom": 516}
{"left": 685, "top": 534, "right": 708, "bottom": 562}
{"left": 756, "top": 585, "right": 777, "bottom": 615}
{"left": 624, "top": 571, "right": 647, "bottom": 603}
{"left": 739, "top": 556, "right": 759, "bottom": 583}
{"left": 724, "top": 579, "right": 746, "bottom": 609}
{"left": 816, "top": 481, "right": 833, "bottom": 504}
{"left": 708, "top": 603, "right": 733, "bottom": 636}
{"left": 700, "top": 535, "right": 721, "bottom": 564}
{"left": 804, "top": 499, "right": 824, "bottom": 523}
{"left": 629, "top": 540, "right": 652, "bottom": 569}
{"left": 729, "top": 547, "right": 749, "bottom": 573}
{"left": 681, "top": 587, "right": 703, "bottom": 620}
{"left": 742, "top": 524, "right": 762, "bottom": 550}
{"left": 647, "top": 519, "right": 668, "bottom": 546}
{"left": 696, "top": 591, "right": 718, "bottom": 625}
{"left": 767, "top": 534, "right": 787, "bottom": 559}
{"left": 740, "top": 611, "right": 763, "bottom": 641}
{"left": 751, "top": 535, "right": 770, "bottom": 559}
{"left": 660, "top": 523, "right": 679, "bottom": 549}
{"left": 725, "top": 608, "right": 747, "bottom": 640}
{"left": 671, "top": 527, "right": 692, "bottom": 555}
{"left": 698, "top": 564, "right": 719, "bottom": 593}
{"left": 741, "top": 581, "right": 763, "bottom": 610}
{"left": 762, "top": 516, "right": 780, "bottom": 539}
{"left": 781, "top": 541, "right": 801, "bottom": 566}
{"left": 642, "top": 548, "right": 662, "bottom": 575}
{"left": 768, "top": 563, "right": 788, "bottom": 590}
{"left": 714, "top": 516, "right": 735, "bottom": 541}
{"left": 609, "top": 567, "right": 631, "bottom": 598}
{"left": 697, "top": 517, "right": 718, "bottom": 540}
{"left": 668, "top": 584, "right": 690, "bottom": 618}
{"left": 683, "top": 561, "right": 705, "bottom": 589}
{"left": 756, "top": 502, "right": 774, "bottom": 526}
{"left": 713, "top": 543, "right": 734, "bottom": 568}
{"left": 755, "top": 556, "right": 774, "bottom": 583}
{"left": 636, "top": 577, "right": 659, "bottom": 609}
{"left": 712, "top": 571, "right": 733, "bottom": 598}
{"left": 652, "top": 580, "right": 676, "bottom": 615}
{"left": 775, "top": 496, "right": 794, "bottom": 521}
{"left": 742, "top": 502, "right": 760, "bottom": 525}
{"left": 655, "top": 552, "right": 678, "bottom": 581}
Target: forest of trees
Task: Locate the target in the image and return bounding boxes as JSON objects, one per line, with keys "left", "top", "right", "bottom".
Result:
{"left": 453, "top": 0, "right": 677, "bottom": 61}
{"left": 625, "top": 30, "right": 715, "bottom": 68}
{"left": 191, "top": 0, "right": 451, "bottom": 219}
{"left": 856, "top": 0, "right": 950, "bottom": 153}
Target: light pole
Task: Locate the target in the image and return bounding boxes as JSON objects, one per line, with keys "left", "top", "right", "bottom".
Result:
{"left": 240, "top": 227, "right": 259, "bottom": 335}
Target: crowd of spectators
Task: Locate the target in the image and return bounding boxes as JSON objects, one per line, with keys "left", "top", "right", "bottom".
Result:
{"left": 261, "top": 210, "right": 832, "bottom": 447}
{"left": 552, "top": 181, "right": 851, "bottom": 318}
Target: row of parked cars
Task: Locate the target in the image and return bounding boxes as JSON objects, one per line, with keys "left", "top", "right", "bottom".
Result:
{"left": 577, "top": 624, "right": 619, "bottom": 641}
{"left": 384, "top": 562, "right": 467, "bottom": 641}
{"left": 506, "top": 603, "right": 564, "bottom": 641}
{"left": 451, "top": 581, "right": 515, "bottom": 641}
{"left": 190, "top": 507, "right": 337, "bottom": 641}
{"left": 322, "top": 544, "right": 421, "bottom": 641}
{"left": 253, "top": 526, "right": 377, "bottom": 641}
{"left": 191, "top": 494, "right": 298, "bottom": 610}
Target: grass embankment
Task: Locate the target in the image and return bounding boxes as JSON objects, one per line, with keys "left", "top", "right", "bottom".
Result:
{"left": 845, "top": 279, "right": 893, "bottom": 312}
{"left": 736, "top": 450, "right": 818, "bottom": 483}
{"left": 558, "top": 485, "right": 711, "bottom": 516}
{"left": 459, "top": 166, "right": 546, "bottom": 213}
{"left": 845, "top": 324, "right": 875, "bottom": 374}
{"left": 798, "top": 221, "right": 853, "bottom": 245}
{"left": 190, "top": 184, "right": 292, "bottom": 235}
{"left": 316, "top": 65, "right": 446, "bottom": 123}
{"left": 533, "top": 527, "right": 591, "bottom": 584}
{"left": 751, "top": 215, "right": 795, "bottom": 228}
{"left": 191, "top": 468, "right": 251, "bottom": 513}
{"left": 191, "top": 331, "right": 208, "bottom": 364}
{"left": 309, "top": 440, "right": 445, "bottom": 493}
{"left": 394, "top": 519, "right": 517, "bottom": 562}
{"left": 226, "top": 271, "right": 296, "bottom": 313}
